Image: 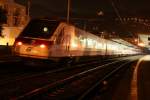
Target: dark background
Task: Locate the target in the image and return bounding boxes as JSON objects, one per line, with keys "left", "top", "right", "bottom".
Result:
{"left": 15, "top": 0, "right": 150, "bottom": 18}
{"left": 14, "top": 0, "right": 150, "bottom": 37}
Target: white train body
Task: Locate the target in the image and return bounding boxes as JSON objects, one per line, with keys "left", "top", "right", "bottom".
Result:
{"left": 12, "top": 19, "right": 141, "bottom": 61}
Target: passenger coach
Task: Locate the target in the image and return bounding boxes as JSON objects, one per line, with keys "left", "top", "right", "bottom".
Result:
{"left": 12, "top": 18, "right": 141, "bottom": 63}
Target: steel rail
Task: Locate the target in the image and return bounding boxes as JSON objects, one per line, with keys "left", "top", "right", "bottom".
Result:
{"left": 78, "top": 60, "right": 134, "bottom": 100}
{"left": 16, "top": 59, "right": 124, "bottom": 99}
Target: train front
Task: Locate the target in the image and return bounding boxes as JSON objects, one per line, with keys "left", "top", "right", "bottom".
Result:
{"left": 12, "top": 19, "right": 59, "bottom": 60}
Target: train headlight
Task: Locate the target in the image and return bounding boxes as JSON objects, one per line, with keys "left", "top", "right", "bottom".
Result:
{"left": 40, "top": 44, "right": 46, "bottom": 48}
{"left": 17, "top": 41, "right": 22, "bottom": 46}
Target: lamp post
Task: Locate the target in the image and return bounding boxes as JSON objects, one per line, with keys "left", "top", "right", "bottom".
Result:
{"left": 27, "top": 0, "right": 31, "bottom": 20}
{"left": 67, "top": 0, "right": 70, "bottom": 23}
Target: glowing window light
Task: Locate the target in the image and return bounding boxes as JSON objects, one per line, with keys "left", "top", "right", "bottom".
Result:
{"left": 96, "top": 43, "right": 102, "bottom": 49}
{"left": 87, "top": 38, "right": 93, "bottom": 47}
{"left": 71, "top": 41, "right": 78, "bottom": 48}
{"left": 112, "top": 45, "right": 117, "bottom": 51}
{"left": 79, "top": 38, "right": 86, "bottom": 46}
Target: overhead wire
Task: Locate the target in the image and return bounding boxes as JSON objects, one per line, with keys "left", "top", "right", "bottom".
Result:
{"left": 109, "top": 0, "right": 123, "bottom": 24}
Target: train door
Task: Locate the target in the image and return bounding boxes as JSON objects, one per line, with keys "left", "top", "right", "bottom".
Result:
{"left": 54, "top": 25, "right": 71, "bottom": 56}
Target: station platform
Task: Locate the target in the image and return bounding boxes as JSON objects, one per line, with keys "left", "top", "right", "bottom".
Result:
{"left": 131, "top": 55, "right": 150, "bottom": 100}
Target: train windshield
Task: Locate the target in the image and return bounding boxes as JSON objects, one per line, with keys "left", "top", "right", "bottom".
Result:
{"left": 20, "top": 19, "right": 59, "bottom": 39}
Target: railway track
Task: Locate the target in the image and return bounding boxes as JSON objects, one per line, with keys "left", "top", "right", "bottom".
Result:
{"left": 13, "top": 56, "right": 141, "bottom": 100}
{"left": 78, "top": 61, "right": 133, "bottom": 100}
{"left": 0, "top": 55, "right": 142, "bottom": 99}
{"left": 0, "top": 57, "right": 116, "bottom": 85}
{"left": 0, "top": 56, "right": 119, "bottom": 99}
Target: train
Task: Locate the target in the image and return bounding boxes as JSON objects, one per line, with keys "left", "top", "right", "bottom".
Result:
{"left": 12, "top": 18, "right": 141, "bottom": 63}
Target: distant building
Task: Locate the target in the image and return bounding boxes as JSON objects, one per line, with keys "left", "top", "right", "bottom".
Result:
{"left": 0, "top": 0, "right": 29, "bottom": 45}
{"left": 0, "top": 0, "right": 28, "bottom": 26}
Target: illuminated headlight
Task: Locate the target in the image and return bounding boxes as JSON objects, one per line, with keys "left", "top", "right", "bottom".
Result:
{"left": 17, "top": 41, "right": 22, "bottom": 46}
{"left": 40, "top": 44, "right": 46, "bottom": 48}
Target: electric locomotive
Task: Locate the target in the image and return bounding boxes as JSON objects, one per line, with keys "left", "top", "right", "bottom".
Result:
{"left": 12, "top": 18, "right": 141, "bottom": 63}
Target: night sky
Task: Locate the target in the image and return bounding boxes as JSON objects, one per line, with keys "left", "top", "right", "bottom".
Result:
{"left": 15, "top": 0, "right": 150, "bottom": 19}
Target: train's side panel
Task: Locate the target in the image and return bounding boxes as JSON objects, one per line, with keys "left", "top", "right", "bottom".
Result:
{"left": 67, "top": 26, "right": 101, "bottom": 56}
{"left": 69, "top": 27, "right": 89, "bottom": 56}
{"left": 49, "top": 23, "right": 74, "bottom": 57}
{"left": 60, "top": 25, "right": 140, "bottom": 57}
{"left": 68, "top": 27, "right": 116, "bottom": 56}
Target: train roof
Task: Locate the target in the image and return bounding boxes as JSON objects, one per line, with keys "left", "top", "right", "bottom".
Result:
{"left": 111, "top": 38, "right": 138, "bottom": 48}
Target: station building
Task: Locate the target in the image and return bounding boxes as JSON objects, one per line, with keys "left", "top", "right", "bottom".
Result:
{"left": 0, "top": 0, "right": 29, "bottom": 45}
